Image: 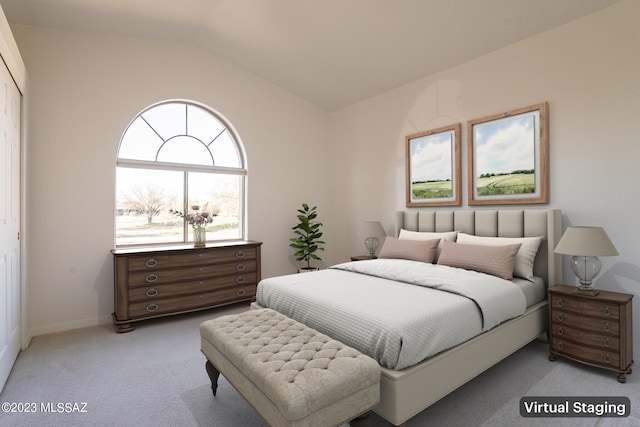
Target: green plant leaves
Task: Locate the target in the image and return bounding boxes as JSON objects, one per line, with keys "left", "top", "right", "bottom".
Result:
{"left": 289, "top": 203, "right": 325, "bottom": 268}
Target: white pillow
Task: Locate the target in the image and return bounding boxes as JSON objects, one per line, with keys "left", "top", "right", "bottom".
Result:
{"left": 398, "top": 229, "right": 459, "bottom": 261}
{"left": 456, "top": 233, "right": 543, "bottom": 281}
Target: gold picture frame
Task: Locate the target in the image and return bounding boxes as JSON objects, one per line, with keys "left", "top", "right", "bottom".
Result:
{"left": 406, "top": 123, "right": 461, "bottom": 207}
{"left": 467, "top": 103, "right": 548, "bottom": 205}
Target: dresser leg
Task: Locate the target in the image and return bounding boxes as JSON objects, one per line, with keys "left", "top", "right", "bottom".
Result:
{"left": 115, "top": 323, "right": 135, "bottom": 333}
{"left": 206, "top": 360, "right": 221, "bottom": 396}
{"left": 548, "top": 353, "right": 556, "bottom": 362}
{"left": 617, "top": 373, "right": 627, "bottom": 383}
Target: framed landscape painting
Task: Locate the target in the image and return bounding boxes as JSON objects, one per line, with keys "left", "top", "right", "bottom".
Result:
{"left": 406, "top": 123, "right": 461, "bottom": 207}
{"left": 467, "top": 103, "right": 548, "bottom": 205}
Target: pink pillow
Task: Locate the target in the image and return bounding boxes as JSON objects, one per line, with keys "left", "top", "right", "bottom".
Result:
{"left": 378, "top": 237, "right": 440, "bottom": 263}
{"left": 437, "top": 240, "right": 521, "bottom": 280}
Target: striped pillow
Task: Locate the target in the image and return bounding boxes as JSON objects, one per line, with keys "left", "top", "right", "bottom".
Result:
{"left": 437, "top": 240, "right": 522, "bottom": 280}
{"left": 378, "top": 237, "right": 440, "bottom": 263}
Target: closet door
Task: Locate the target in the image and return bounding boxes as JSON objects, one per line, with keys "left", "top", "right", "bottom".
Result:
{"left": 0, "top": 57, "right": 21, "bottom": 392}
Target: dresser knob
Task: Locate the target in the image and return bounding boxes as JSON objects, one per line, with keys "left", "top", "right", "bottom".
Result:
{"left": 146, "top": 303, "right": 159, "bottom": 312}
{"left": 603, "top": 306, "right": 611, "bottom": 316}
{"left": 558, "top": 327, "right": 564, "bottom": 336}
{"left": 145, "top": 288, "right": 159, "bottom": 297}
{"left": 557, "top": 313, "right": 563, "bottom": 322}
{"left": 604, "top": 338, "right": 611, "bottom": 347}
{"left": 236, "top": 250, "right": 245, "bottom": 259}
{"left": 604, "top": 354, "right": 611, "bottom": 363}
{"left": 236, "top": 288, "right": 246, "bottom": 297}
{"left": 145, "top": 258, "right": 158, "bottom": 268}
{"left": 604, "top": 323, "right": 611, "bottom": 332}
{"left": 236, "top": 263, "right": 245, "bottom": 271}
{"left": 558, "top": 341, "right": 564, "bottom": 350}
{"left": 557, "top": 298, "right": 563, "bottom": 308}
{"left": 145, "top": 273, "right": 158, "bottom": 283}
{"left": 236, "top": 276, "right": 246, "bottom": 284}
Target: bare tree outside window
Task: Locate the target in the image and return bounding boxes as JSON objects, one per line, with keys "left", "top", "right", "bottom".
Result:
{"left": 119, "top": 184, "right": 173, "bottom": 224}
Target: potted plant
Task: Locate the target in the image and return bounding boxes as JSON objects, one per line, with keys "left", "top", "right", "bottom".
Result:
{"left": 289, "top": 203, "right": 325, "bottom": 272}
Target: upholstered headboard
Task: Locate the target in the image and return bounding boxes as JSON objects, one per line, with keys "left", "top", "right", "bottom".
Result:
{"left": 396, "top": 209, "right": 562, "bottom": 287}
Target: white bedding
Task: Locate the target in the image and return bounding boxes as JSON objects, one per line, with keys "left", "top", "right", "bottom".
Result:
{"left": 256, "top": 259, "right": 527, "bottom": 370}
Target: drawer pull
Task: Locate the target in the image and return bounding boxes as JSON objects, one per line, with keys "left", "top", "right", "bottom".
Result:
{"left": 557, "top": 341, "right": 564, "bottom": 351}
{"left": 145, "top": 273, "right": 158, "bottom": 283}
{"left": 557, "top": 313, "right": 563, "bottom": 322}
{"left": 236, "top": 250, "right": 245, "bottom": 259}
{"left": 236, "top": 288, "right": 246, "bottom": 297}
{"left": 603, "top": 322, "right": 611, "bottom": 332}
{"left": 557, "top": 327, "right": 564, "bottom": 336}
{"left": 604, "top": 353, "right": 611, "bottom": 363}
{"left": 145, "top": 258, "right": 158, "bottom": 268}
{"left": 145, "top": 288, "right": 159, "bottom": 297}
{"left": 236, "top": 263, "right": 246, "bottom": 272}
{"left": 603, "top": 306, "right": 611, "bottom": 316}
{"left": 557, "top": 298, "right": 563, "bottom": 308}
{"left": 604, "top": 338, "right": 611, "bottom": 347}
{"left": 236, "top": 276, "right": 246, "bottom": 284}
{"left": 146, "top": 303, "right": 159, "bottom": 312}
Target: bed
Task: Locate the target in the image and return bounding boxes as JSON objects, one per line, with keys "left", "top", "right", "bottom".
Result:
{"left": 254, "top": 209, "right": 562, "bottom": 425}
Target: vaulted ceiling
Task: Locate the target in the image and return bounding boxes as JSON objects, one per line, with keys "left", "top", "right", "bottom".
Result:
{"left": 0, "top": 0, "right": 621, "bottom": 111}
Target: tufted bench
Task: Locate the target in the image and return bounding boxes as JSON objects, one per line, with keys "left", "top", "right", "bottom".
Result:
{"left": 200, "top": 308, "right": 381, "bottom": 427}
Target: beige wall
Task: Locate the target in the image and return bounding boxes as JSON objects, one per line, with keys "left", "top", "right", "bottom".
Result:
{"left": 11, "top": 0, "right": 640, "bottom": 359}
{"left": 13, "top": 25, "right": 333, "bottom": 337}
{"left": 330, "top": 0, "right": 640, "bottom": 355}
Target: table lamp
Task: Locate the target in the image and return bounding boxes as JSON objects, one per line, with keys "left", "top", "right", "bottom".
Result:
{"left": 554, "top": 226, "right": 618, "bottom": 296}
{"left": 362, "top": 221, "right": 386, "bottom": 258}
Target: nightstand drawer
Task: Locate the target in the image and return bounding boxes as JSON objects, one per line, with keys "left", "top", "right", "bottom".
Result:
{"left": 548, "top": 284, "right": 633, "bottom": 382}
{"left": 551, "top": 310, "right": 619, "bottom": 336}
{"left": 551, "top": 338, "right": 620, "bottom": 369}
{"left": 551, "top": 324, "right": 620, "bottom": 351}
{"left": 551, "top": 295, "right": 619, "bottom": 318}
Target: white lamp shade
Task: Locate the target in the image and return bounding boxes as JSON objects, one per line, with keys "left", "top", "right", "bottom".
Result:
{"left": 554, "top": 226, "right": 618, "bottom": 257}
{"left": 361, "top": 221, "right": 386, "bottom": 238}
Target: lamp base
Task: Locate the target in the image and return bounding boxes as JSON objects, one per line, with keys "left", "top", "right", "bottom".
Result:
{"left": 573, "top": 287, "right": 599, "bottom": 297}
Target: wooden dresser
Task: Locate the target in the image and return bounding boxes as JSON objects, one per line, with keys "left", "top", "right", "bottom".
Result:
{"left": 548, "top": 284, "right": 633, "bottom": 382}
{"left": 112, "top": 241, "right": 262, "bottom": 332}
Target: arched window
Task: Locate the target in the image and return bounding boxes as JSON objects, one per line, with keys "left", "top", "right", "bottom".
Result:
{"left": 115, "top": 100, "right": 246, "bottom": 246}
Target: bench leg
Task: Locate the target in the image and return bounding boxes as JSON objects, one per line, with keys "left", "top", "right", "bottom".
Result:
{"left": 205, "top": 360, "right": 221, "bottom": 397}
{"left": 349, "top": 412, "right": 372, "bottom": 427}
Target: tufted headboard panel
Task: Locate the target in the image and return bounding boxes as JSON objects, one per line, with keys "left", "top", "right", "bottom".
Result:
{"left": 396, "top": 209, "right": 562, "bottom": 287}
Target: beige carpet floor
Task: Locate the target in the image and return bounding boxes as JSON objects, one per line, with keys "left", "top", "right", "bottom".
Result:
{"left": 1, "top": 302, "right": 638, "bottom": 426}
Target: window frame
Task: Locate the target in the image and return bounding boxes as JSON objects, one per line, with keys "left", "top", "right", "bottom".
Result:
{"left": 115, "top": 100, "right": 247, "bottom": 247}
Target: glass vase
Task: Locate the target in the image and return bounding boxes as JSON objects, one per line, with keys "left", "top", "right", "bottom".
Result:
{"left": 193, "top": 227, "right": 206, "bottom": 247}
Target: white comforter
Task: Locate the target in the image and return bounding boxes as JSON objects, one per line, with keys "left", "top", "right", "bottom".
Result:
{"left": 256, "top": 259, "right": 526, "bottom": 370}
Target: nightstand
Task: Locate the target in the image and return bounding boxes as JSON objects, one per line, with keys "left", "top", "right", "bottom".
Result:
{"left": 548, "top": 284, "right": 633, "bottom": 383}
{"left": 350, "top": 255, "right": 377, "bottom": 261}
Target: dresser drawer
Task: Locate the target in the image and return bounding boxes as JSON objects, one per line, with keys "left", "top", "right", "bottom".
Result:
{"left": 127, "top": 246, "right": 257, "bottom": 271}
{"left": 128, "top": 260, "right": 257, "bottom": 286}
{"left": 550, "top": 309, "right": 619, "bottom": 336}
{"left": 550, "top": 338, "right": 620, "bottom": 370}
{"left": 550, "top": 295, "right": 619, "bottom": 318}
{"left": 128, "top": 285, "right": 257, "bottom": 319}
{"left": 128, "top": 273, "right": 258, "bottom": 302}
{"left": 551, "top": 324, "right": 620, "bottom": 351}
